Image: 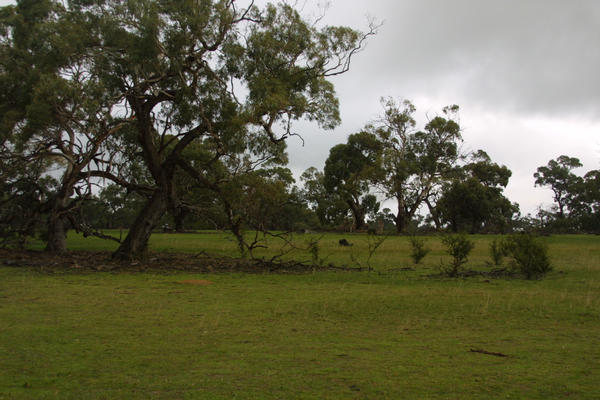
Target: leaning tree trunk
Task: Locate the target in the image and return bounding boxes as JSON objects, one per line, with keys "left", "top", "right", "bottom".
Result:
{"left": 112, "top": 104, "right": 179, "bottom": 260}
{"left": 425, "top": 198, "right": 442, "bottom": 231}
{"left": 112, "top": 191, "right": 169, "bottom": 260}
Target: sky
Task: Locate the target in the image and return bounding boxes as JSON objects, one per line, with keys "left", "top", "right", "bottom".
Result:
{"left": 280, "top": 0, "right": 600, "bottom": 216}
{"left": 2, "top": 0, "right": 598, "bottom": 216}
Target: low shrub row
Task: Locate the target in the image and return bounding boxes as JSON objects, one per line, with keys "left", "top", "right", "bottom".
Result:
{"left": 408, "top": 233, "right": 552, "bottom": 279}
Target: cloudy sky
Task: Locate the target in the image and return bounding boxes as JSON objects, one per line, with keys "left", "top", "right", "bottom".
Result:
{"left": 2, "top": 0, "right": 598, "bottom": 215}
{"left": 279, "top": 0, "right": 600, "bottom": 216}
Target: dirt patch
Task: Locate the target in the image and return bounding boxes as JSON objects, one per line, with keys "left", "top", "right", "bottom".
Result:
{"left": 0, "top": 248, "right": 352, "bottom": 274}
{"left": 178, "top": 279, "right": 213, "bottom": 285}
{"left": 427, "top": 268, "right": 521, "bottom": 279}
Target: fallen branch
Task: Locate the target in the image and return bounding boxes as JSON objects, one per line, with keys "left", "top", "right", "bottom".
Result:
{"left": 469, "top": 348, "right": 510, "bottom": 358}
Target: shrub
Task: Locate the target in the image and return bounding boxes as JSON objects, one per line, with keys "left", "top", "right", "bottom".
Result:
{"left": 489, "top": 238, "right": 507, "bottom": 266}
{"left": 502, "top": 234, "right": 552, "bottom": 279}
{"left": 304, "top": 236, "right": 324, "bottom": 266}
{"left": 441, "top": 234, "right": 475, "bottom": 277}
{"left": 409, "top": 236, "right": 429, "bottom": 264}
{"left": 309, "top": 241, "right": 320, "bottom": 265}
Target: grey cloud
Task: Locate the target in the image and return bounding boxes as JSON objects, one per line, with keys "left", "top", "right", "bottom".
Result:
{"left": 283, "top": 0, "right": 600, "bottom": 215}
{"left": 326, "top": 0, "right": 600, "bottom": 118}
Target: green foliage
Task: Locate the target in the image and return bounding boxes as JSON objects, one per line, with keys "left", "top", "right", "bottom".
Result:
{"left": 367, "top": 98, "right": 464, "bottom": 233}
{"left": 532, "top": 156, "right": 600, "bottom": 233}
{"left": 502, "top": 234, "right": 552, "bottom": 279}
{"left": 1, "top": 0, "right": 135, "bottom": 252}
{"left": 308, "top": 239, "right": 320, "bottom": 266}
{"left": 98, "top": 0, "right": 373, "bottom": 258}
{"left": 93, "top": 185, "right": 146, "bottom": 229}
{"left": 437, "top": 150, "right": 518, "bottom": 233}
{"left": 322, "top": 131, "right": 382, "bottom": 230}
{"left": 441, "top": 233, "right": 475, "bottom": 276}
{"left": 0, "top": 154, "right": 55, "bottom": 248}
{"left": 489, "top": 238, "right": 507, "bottom": 266}
{"left": 365, "top": 233, "right": 387, "bottom": 271}
{"left": 302, "top": 236, "right": 328, "bottom": 267}
{"left": 571, "top": 169, "right": 600, "bottom": 233}
{"left": 300, "top": 167, "right": 347, "bottom": 227}
{"left": 2, "top": 0, "right": 375, "bottom": 258}
{"left": 534, "top": 155, "right": 583, "bottom": 219}
{"left": 408, "top": 235, "right": 429, "bottom": 264}
{"left": 348, "top": 233, "right": 387, "bottom": 272}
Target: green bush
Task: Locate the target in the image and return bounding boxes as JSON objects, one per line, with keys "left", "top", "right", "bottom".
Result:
{"left": 502, "top": 234, "right": 552, "bottom": 279}
{"left": 489, "top": 238, "right": 507, "bottom": 266}
{"left": 441, "top": 234, "right": 475, "bottom": 277}
{"left": 409, "top": 236, "right": 429, "bottom": 264}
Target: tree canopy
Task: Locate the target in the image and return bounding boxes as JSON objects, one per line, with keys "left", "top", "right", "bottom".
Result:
{"left": 2, "top": 1, "right": 598, "bottom": 253}
{"left": 534, "top": 155, "right": 583, "bottom": 219}
{"left": 322, "top": 131, "right": 382, "bottom": 230}
{"left": 437, "top": 150, "right": 518, "bottom": 233}
{"left": 0, "top": 0, "right": 375, "bottom": 258}
{"left": 368, "top": 98, "right": 463, "bottom": 233}
{"left": 534, "top": 155, "right": 599, "bottom": 232}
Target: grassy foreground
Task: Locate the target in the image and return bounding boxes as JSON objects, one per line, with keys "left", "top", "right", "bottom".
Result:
{"left": 1, "top": 233, "right": 599, "bottom": 399}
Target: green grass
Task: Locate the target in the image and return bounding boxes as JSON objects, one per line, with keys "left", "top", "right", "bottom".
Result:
{"left": 2, "top": 233, "right": 600, "bottom": 398}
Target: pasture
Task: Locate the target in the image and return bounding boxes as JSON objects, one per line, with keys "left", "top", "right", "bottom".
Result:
{"left": 1, "top": 232, "right": 599, "bottom": 399}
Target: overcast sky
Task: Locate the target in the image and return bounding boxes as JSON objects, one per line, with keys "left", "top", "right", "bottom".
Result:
{"left": 280, "top": 0, "right": 600, "bottom": 215}
{"left": 2, "top": 0, "right": 598, "bottom": 215}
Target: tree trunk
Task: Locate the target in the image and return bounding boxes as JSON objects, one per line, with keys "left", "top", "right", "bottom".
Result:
{"left": 451, "top": 219, "right": 458, "bottom": 232}
{"left": 425, "top": 198, "right": 442, "bottom": 231}
{"left": 111, "top": 106, "right": 179, "bottom": 260}
{"left": 45, "top": 213, "right": 68, "bottom": 253}
{"left": 112, "top": 191, "right": 168, "bottom": 260}
{"left": 173, "top": 207, "right": 186, "bottom": 232}
{"left": 394, "top": 211, "right": 407, "bottom": 234}
{"left": 348, "top": 201, "right": 366, "bottom": 230}
{"left": 45, "top": 192, "right": 72, "bottom": 253}
{"left": 394, "top": 198, "right": 408, "bottom": 234}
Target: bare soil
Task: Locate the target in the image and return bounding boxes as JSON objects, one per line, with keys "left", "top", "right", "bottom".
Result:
{"left": 0, "top": 248, "right": 327, "bottom": 274}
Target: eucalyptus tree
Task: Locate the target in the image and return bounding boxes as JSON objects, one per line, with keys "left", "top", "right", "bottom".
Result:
{"left": 0, "top": 1, "right": 130, "bottom": 252}
{"left": 0, "top": 146, "right": 54, "bottom": 247}
{"left": 300, "top": 166, "right": 348, "bottom": 227}
{"left": 578, "top": 169, "right": 600, "bottom": 232}
{"left": 534, "top": 156, "right": 599, "bottom": 232}
{"left": 368, "top": 98, "right": 463, "bottom": 233}
{"left": 177, "top": 131, "right": 291, "bottom": 255}
{"left": 322, "top": 132, "right": 382, "bottom": 230}
{"left": 534, "top": 155, "right": 583, "bottom": 219}
{"left": 0, "top": 0, "right": 65, "bottom": 247}
{"left": 436, "top": 150, "right": 518, "bottom": 233}
{"left": 216, "top": 164, "right": 301, "bottom": 257}
{"left": 64, "top": 0, "right": 375, "bottom": 259}
{"left": 1, "top": 0, "right": 373, "bottom": 258}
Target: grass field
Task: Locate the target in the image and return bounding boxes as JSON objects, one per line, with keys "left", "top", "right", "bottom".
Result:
{"left": 1, "top": 232, "right": 599, "bottom": 399}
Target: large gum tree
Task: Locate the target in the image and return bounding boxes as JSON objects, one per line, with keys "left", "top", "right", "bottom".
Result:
{"left": 0, "top": 0, "right": 129, "bottom": 252}
{"left": 368, "top": 98, "right": 463, "bottom": 233}
{"left": 64, "top": 0, "right": 375, "bottom": 260}
{"left": 322, "top": 132, "right": 382, "bottom": 230}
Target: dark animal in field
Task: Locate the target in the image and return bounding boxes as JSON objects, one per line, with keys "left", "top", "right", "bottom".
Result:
{"left": 338, "top": 238, "right": 353, "bottom": 247}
